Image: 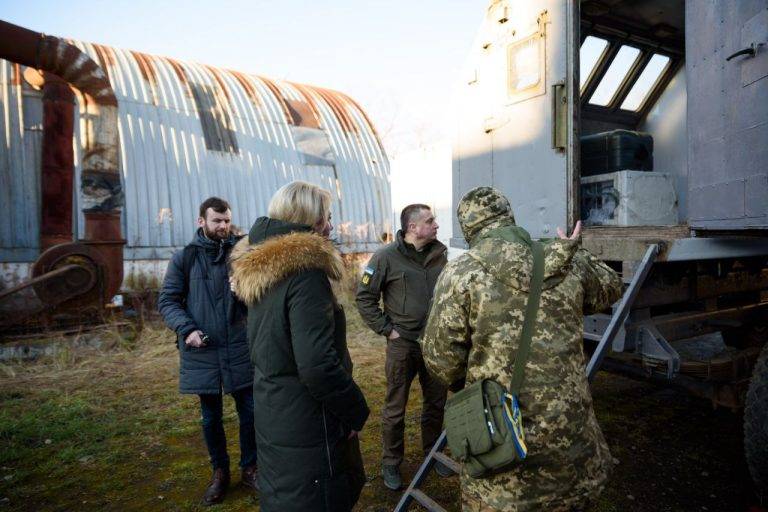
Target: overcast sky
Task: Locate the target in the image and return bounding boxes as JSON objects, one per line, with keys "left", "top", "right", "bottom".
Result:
{"left": 1, "top": 0, "right": 487, "bottom": 156}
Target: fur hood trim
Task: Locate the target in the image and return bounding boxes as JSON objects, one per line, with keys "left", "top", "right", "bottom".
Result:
{"left": 229, "top": 231, "right": 344, "bottom": 304}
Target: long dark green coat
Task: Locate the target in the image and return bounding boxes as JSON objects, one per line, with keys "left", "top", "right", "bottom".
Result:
{"left": 231, "top": 217, "right": 369, "bottom": 512}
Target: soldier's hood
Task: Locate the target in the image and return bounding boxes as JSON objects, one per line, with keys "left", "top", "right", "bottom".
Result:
{"left": 457, "top": 186, "right": 516, "bottom": 243}
{"left": 468, "top": 223, "right": 579, "bottom": 291}
{"left": 457, "top": 186, "right": 577, "bottom": 290}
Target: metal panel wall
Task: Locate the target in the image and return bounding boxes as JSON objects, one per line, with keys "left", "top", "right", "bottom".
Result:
{"left": 0, "top": 62, "right": 42, "bottom": 262}
{"left": 451, "top": 1, "right": 574, "bottom": 246}
{"left": 686, "top": 0, "right": 768, "bottom": 229}
{"left": 639, "top": 66, "right": 688, "bottom": 222}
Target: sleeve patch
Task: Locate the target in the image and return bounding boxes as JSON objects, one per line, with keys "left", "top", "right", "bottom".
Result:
{"left": 361, "top": 266, "right": 375, "bottom": 285}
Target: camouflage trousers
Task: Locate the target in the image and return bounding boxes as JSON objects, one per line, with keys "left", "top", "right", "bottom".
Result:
{"left": 462, "top": 493, "right": 593, "bottom": 512}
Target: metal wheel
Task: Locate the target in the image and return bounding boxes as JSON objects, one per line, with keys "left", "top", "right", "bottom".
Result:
{"left": 31, "top": 243, "right": 104, "bottom": 310}
{"left": 745, "top": 341, "right": 768, "bottom": 500}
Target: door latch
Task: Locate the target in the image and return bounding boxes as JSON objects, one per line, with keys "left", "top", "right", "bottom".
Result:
{"left": 551, "top": 81, "right": 567, "bottom": 151}
{"left": 726, "top": 42, "right": 764, "bottom": 61}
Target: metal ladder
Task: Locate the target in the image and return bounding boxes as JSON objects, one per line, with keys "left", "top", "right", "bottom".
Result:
{"left": 393, "top": 245, "right": 659, "bottom": 511}
{"left": 393, "top": 431, "right": 459, "bottom": 512}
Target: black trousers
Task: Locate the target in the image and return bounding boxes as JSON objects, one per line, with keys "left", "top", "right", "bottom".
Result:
{"left": 199, "top": 386, "right": 257, "bottom": 470}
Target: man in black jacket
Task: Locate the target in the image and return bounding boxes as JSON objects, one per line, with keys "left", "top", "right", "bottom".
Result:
{"left": 157, "top": 197, "right": 257, "bottom": 506}
{"left": 355, "top": 204, "right": 449, "bottom": 490}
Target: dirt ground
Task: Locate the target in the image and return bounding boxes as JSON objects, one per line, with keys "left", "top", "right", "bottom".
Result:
{"left": 0, "top": 302, "right": 764, "bottom": 512}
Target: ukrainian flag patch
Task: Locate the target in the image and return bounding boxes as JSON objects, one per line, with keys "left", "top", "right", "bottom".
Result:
{"left": 502, "top": 392, "right": 528, "bottom": 459}
{"left": 361, "top": 266, "right": 375, "bottom": 285}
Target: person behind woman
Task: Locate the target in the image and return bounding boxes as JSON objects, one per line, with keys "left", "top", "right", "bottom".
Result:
{"left": 230, "top": 181, "right": 369, "bottom": 512}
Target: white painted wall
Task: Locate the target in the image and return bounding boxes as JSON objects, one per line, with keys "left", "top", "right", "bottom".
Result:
{"left": 390, "top": 142, "right": 454, "bottom": 250}
{"left": 640, "top": 66, "right": 688, "bottom": 222}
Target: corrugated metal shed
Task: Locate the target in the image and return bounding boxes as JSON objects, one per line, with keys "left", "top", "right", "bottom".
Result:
{"left": 0, "top": 63, "right": 42, "bottom": 263}
{"left": 0, "top": 42, "right": 391, "bottom": 269}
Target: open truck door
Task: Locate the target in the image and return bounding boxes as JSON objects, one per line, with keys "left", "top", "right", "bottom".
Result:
{"left": 451, "top": 0, "right": 579, "bottom": 248}
{"left": 687, "top": 1, "right": 768, "bottom": 230}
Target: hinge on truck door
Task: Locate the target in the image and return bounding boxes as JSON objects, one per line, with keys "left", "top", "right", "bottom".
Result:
{"left": 552, "top": 81, "right": 567, "bottom": 151}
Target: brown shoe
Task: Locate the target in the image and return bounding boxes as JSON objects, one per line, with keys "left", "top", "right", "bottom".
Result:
{"left": 203, "top": 468, "right": 230, "bottom": 506}
{"left": 241, "top": 465, "right": 260, "bottom": 492}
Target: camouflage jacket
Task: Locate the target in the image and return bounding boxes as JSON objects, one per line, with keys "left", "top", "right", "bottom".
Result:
{"left": 422, "top": 187, "right": 623, "bottom": 511}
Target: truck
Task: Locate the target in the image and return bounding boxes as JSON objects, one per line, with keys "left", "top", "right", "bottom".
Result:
{"left": 396, "top": 1, "right": 768, "bottom": 509}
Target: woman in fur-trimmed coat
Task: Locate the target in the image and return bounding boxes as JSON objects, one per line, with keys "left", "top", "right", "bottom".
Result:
{"left": 230, "top": 181, "right": 369, "bottom": 512}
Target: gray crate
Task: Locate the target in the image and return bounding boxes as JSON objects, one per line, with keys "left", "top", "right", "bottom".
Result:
{"left": 581, "top": 171, "right": 678, "bottom": 227}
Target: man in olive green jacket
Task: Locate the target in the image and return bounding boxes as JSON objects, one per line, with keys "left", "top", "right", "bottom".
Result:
{"left": 356, "top": 204, "right": 448, "bottom": 490}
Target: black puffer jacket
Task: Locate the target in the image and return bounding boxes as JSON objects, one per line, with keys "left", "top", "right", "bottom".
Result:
{"left": 158, "top": 229, "right": 251, "bottom": 395}
{"left": 230, "top": 217, "right": 369, "bottom": 512}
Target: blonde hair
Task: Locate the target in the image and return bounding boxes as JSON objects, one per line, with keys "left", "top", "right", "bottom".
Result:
{"left": 268, "top": 181, "right": 332, "bottom": 227}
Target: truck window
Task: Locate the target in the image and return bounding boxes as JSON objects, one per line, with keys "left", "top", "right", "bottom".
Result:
{"left": 580, "top": 36, "right": 609, "bottom": 91}
{"left": 620, "top": 54, "right": 671, "bottom": 111}
{"left": 508, "top": 35, "right": 540, "bottom": 91}
{"left": 588, "top": 45, "right": 641, "bottom": 106}
{"left": 507, "top": 29, "right": 545, "bottom": 101}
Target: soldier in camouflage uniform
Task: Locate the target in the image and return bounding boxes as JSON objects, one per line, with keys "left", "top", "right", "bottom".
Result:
{"left": 422, "top": 187, "right": 623, "bottom": 512}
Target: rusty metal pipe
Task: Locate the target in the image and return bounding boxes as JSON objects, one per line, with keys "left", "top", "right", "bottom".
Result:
{"left": 40, "top": 72, "right": 75, "bottom": 250}
{"left": 0, "top": 19, "right": 125, "bottom": 310}
{"left": 83, "top": 212, "right": 124, "bottom": 301}
{"left": 0, "top": 20, "right": 116, "bottom": 105}
{"left": 0, "top": 19, "right": 121, "bottom": 214}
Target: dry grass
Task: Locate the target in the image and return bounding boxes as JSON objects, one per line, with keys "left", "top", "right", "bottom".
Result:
{"left": 0, "top": 290, "right": 756, "bottom": 511}
{"left": 0, "top": 292, "right": 459, "bottom": 512}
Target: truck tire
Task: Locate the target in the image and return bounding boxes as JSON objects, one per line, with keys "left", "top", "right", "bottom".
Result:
{"left": 745, "top": 342, "right": 768, "bottom": 499}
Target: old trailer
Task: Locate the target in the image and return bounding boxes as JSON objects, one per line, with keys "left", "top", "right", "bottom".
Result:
{"left": 397, "top": 1, "right": 768, "bottom": 509}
